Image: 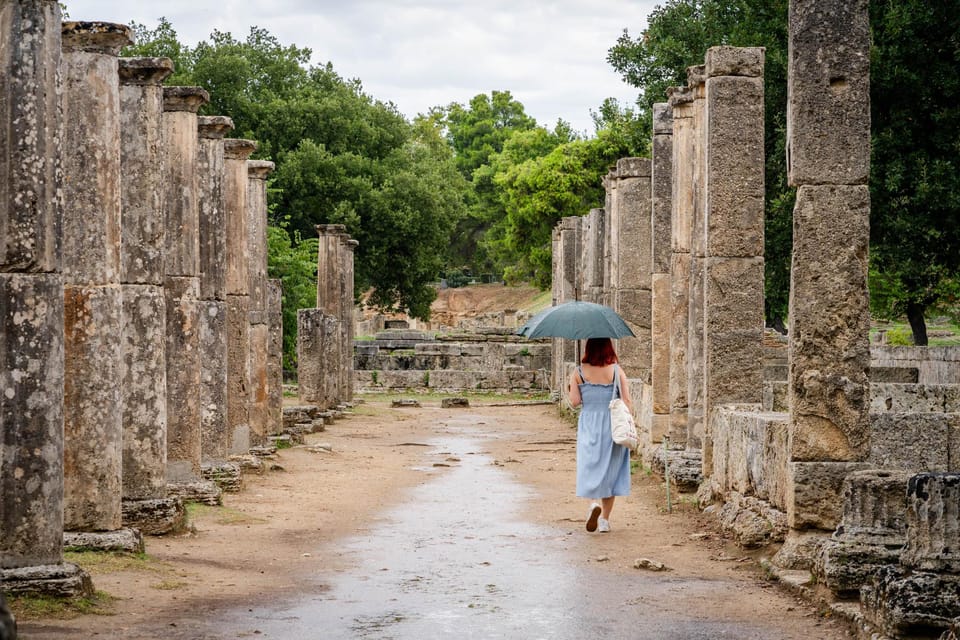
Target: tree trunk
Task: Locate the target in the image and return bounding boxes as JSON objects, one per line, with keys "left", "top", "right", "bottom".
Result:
{"left": 906, "top": 302, "right": 929, "bottom": 346}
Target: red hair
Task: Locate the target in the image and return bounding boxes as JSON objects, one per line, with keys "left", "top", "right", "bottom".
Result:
{"left": 581, "top": 338, "right": 618, "bottom": 366}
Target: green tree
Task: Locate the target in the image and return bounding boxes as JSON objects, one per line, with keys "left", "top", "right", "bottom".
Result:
{"left": 266, "top": 226, "right": 317, "bottom": 371}
{"left": 868, "top": 0, "right": 960, "bottom": 344}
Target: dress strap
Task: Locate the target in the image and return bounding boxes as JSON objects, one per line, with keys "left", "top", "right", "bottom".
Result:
{"left": 611, "top": 364, "right": 621, "bottom": 400}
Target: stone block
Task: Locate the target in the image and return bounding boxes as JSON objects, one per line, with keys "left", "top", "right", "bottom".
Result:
{"left": 223, "top": 139, "right": 256, "bottom": 295}
{"left": 902, "top": 472, "right": 960, "bottom": 573}
{"left": 248, "top": 323, "right": 270, "bottom": 446}
{"left": 650, "top": 274, "right": 671, "bottom": 414}
{"left": 870, "top": 366, "right": 919, "bottom": 383}
{"left": 651, "top": 142, "right": 673, "bottom": 276}
{"left": 0, "top": 562, "right": 92, "bottom": 598}
{"left": 121, "top": 497, "right": 186, "bottom": 535}
{"left": 121, "top": 284, "right": 167, "bottom": 501}
{"left": 164, "top": 276, "right": 201, "bottom": 482}
{"left": 789, "top": 185, "right": 871, "bottom": 462}
{"left": 762, "top": 381, "right": 788, "bottom": 412}
{"left": 869, "top": 413, "right": 952, "bottom": 471}
{"left": 64, "top": 528, "right": 143, "bottom": 554}
{"left": 0, "top": 0, "right": 62, "bottom": 273}
{"left": 199, "top": 300, "right": 228, "bottom": 460}
{"left": 787, "top": 461, "right": 871, "bottom": 530}
{"left": 616, "top": 157, "right": 651, "bottom": 178}
{"left": 0, "top": 272, "right": 64, "bottom": 567}
{"left": 705, "top": 76, "right": 765, "bottom": 258}
{"left": 671, "top": 108, "right": 695, "bottom": 254}
{"left": 196, "top": 116, "right": 232, "bottom": 300}
{"left": 816, "top": 538, "right": 903, "bottom": 597}
{"left": 652, "top": 102, "right": 673, "bottom": 135}
{"left": 763, "top": 363, "right": 788, "bottom": 381}
{"left": 669, "top": 252, "right": 690, "bottom": 411}
{"left": 63, "top": 284, "right": 123, "bottom": 531}
{"left": 614, "top": 161, "right": 652, "bottom": 290}
{"left": 201, "top": 461, "right": 242, "bottom": 493}
{"left": 669, "top": 410, "right": 688, "bottom": 447}
{"left": 870, "top": 383, "right": 959, "bottom": 413}
{"left": 119, "top": 57, "right": 171, "bottom": 285}
{"left": 862, "top": 567, "right": 960, "bottom": 639}
{"left": 705, "top": 329, "right": 764, "bottom": 409}
{"left": 615, "top": 287, "right": 652, "bottom": 330}
{"left": 787, "top": 0, "right": 870, "bottom": 186}
{"left": 838, "top": 469, "right": 910, "bottom": 541}
{"left": 705, "top": 46, "right": 764, "bottom": 78}
{"left": 162, "top": 106, "right": 201, "bottom": 278}
{"left": 650, "top": 413, "right": 670, "bottom": 443}
{"left": 247, "top": 160, "right": 273, "bottom": 312}
{"left": 166, "top": 480, "right": 222, "bottom": 507}
{"left": 267, "top": 278, "right": 283, "bottom": 435}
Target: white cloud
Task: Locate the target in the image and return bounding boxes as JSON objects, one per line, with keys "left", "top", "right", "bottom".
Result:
{"left": 63, "top": 0, "right": 655, "bottom": 132}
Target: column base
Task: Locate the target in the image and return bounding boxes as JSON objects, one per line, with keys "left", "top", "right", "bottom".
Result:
{"left": 772, "top": 529, "right": 831, "bottom": 570}
{"left": 201, "top": 461, "right": 243, "bottom": 493}
{"left": 862, "top": 566, "right": 960, "bottom": 638}
{"left": 122, "top": 497, "right": 187, "bottom": 535}
{"left": 166, "top": 480, "right": 222, "bottom": 506}
{"left": 0, "top": 563, "right": 93, "bottom": 598}
{"left": 63, "top": 528, "right": 144, "bottom": 554}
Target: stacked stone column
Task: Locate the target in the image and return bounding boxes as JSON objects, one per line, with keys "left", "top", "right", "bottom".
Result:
{"left": 223, "top": 138, "right": 257, "bottom": 453}
{"left": 196, "top": 115, "right": 234, "bottom": 463}
{"left": 267, "top": 279, "right": 284, "bottom": 434}
{"left": 580, "top": 208, "right": 605, "bottom": 304}
{"left": 611, "top": 158, "right": 653, "bottom": 384}
{"left": 247, "top": 159, "right": 274, "bottom": 444}
{"left": 161, "top": 86, "right": 211, "bottom": 492}
{"left": 784, "top": 0, "right": 872, "bottom": 535}
{"left": 700, "top": 47, "right": 766, "bottom": 475}
{"left": 551, "top": 217, "right": 580, "bottom": 394}
{"left": 649, "top": 103, "right": 673, "bottom": 445}
{"left": 117, "top": 57, "right": 185, "bottom": 534}
{"left": 686, "top": 66, "right": 707, "bottom": 453}
{"left": 60, "top": 22, "right": 131, "bottom": 540}
{"left": 340, "top": 235, "right": 358, "bottom": 403}
{"left": 0, "top": 0, "right": 89, "bottom": 596}
{"left": 667, "top": 85, "right": 695, "bottom": 446}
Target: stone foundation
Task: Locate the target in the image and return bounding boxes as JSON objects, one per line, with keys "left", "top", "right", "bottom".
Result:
{"left": 122, "top": 498, "right": 187, "bottom": 535}
{"left": 0, "top": 563, "right": 93, "bottom": 599}
{"left": 63, "top": 528, "right": 144, "bottom": 554}
{"left": 166, "top": 480, "right": 222, "bottom": 506}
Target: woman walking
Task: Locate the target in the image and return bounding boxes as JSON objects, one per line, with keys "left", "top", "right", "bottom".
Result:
{"left": 568, "top": 337, "right": 632, "bottom": 533}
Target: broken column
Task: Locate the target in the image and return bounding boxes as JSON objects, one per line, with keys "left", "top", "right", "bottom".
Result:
{"left": 267, "top": 279, "right": 284, "bottom": 434}
{"left": 701, "top": 47, "right": 766, "bottom": 476}
{"left": 162, "top": 85, "right": 221, "bottom": 504}
{"left": 117, "top": 56, "right": 186, "bottom": 534}
{"left": 580, "top": 208, "right": 605, "bottom": 305}
{"left": 784, "top": 0, "right": 872, "bottom": 541}
{"left": 649, "top": 103, "right": 673, "bottom": 446}
{"left": 668, "top": 85, "right": 695, "bottom": 447}
{"left": 340, "top": 234, "right": 358, "bottom": 403}
{"left": 611, "top": 158, "right": 652, "bottom": 383}
{"left": 224, "top": 138, "right": 257, "bottom": 453}
{"left": 247, "top": 159, "right": 274, "bottom": 444}
{"left": 0, "top": 0, "right": 90, "bottom": 596}
{"left": 297, "top": 309, "right": 337, "bottom": 408}
{"left": 60, "top": 21, "right": 141, "bottom": 553}
{"left": 862, "top": 473, "right": 960, "bottom": 636}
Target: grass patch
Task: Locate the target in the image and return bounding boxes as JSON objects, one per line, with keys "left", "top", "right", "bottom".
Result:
{"left": 186, "top": 502, "right": 266, "bottom": 526}
{"left": 63, "top": 551, "right": 168, "bottom": 575}
{"left": 9, "top": 591, "right": 117, "bottom": 620}
{"left": 150, "top": 579, "right": 189, "bottom": 591}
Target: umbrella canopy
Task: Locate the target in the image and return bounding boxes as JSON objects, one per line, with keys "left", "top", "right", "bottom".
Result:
{"left": 517, "top": 301, "right": 635, "bottom": 340}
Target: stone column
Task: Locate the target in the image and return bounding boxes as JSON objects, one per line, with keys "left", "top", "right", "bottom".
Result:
{"left": 117, "top": 56, "right": 185, "bottom": 535}
{"left": 0, "top": 0, "right": 89, "bottom": 595}
{"left": 267, "top": 278, "right": 284, "bottom": 434}
{"left": 197, "top": 116, "right": 234, "bottom": 485}
{"left": 162, "top": 86, "right": 212, "bottom": 497}
{"left": 552, "top": 217, "right": 580, "bottom": 396}
{"left": 650, "top": 103, "right": 673, "bottom": 445}
{"left": 668, "top": 85, "right": 695, "bottom": 446}
{"left": 314, "top": 224, "right": 345, "bottom": 404}
{"left": 223, "top": 138, "right": 257, "bottom": 453}
{"left": 611, "top": 158, "right": 652, "bottom": 383}
{"left": 247, "top": 159, "right": 274, "bottom": 445}
{"left": 785, "top": 0, "right": 872, "bottom": 532}
{"left": 686, "top": 66, "right": 707, "bottom": 453}
{"left": 581, "top": 208, "right": 605, "bottom": 304}
{"left": 60, "top": 21, "right": 131, "bottom": 540}
{"left": 701, "top": 47, "right": 766, "bottom": 476}
{"left": 601, "top": 172, "right": 615, "bottom": 308}
{"left": 340, "top": 235, "right": 358, "bottom": 403}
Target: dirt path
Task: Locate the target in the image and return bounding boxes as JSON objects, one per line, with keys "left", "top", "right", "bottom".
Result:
{"left": 17, "top": 400, "right": 851, "bottom": 639}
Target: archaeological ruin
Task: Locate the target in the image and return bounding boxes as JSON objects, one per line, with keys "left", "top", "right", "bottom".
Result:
{"left": 2, "top": 0, "right": 959, "bottom": 637}
{"left": 0, "top": 3, "right": 355, "bottom": 599}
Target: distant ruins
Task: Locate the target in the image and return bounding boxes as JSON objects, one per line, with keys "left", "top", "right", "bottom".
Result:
{"left": 0, "top": 2, "right": 354, "bottom": 598}
{"left": 549, "top": 0, "right": 960, "bottom": 636}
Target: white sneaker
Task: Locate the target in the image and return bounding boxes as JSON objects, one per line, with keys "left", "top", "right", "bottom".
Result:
{"left": 598, "top": 517, "right": 610, "bottom": 533}
{"left": 586, "top": 503, "right": 601, "bottom": 532}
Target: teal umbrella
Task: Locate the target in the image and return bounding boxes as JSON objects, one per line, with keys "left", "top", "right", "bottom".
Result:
{"left": 517, "top": 301, "right": 635, "bottom": 339}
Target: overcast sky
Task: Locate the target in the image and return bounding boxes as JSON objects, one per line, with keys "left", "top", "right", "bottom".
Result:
{"left": 63, "top": 0, "right": 658, "bottom": 134}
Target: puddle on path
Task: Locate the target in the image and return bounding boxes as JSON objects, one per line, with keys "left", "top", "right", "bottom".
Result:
{"left": 201, "top": 421, "right": 817, "bottom": 640}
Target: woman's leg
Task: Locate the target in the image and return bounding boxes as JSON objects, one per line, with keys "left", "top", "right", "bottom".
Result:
{"left": 600, "top": 496, "right": 615, "bottom": 520}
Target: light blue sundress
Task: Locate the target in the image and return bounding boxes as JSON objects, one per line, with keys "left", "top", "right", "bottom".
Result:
{"left": 575, "top": 364, "right": 631, "bottom": 499}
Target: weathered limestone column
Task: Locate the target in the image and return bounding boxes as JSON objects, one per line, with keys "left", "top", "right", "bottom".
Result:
{"left": 162, "top": 86, "right": 212, "bottom": 497}
{"left": 580, "top": 208, "right": 605, "bottom": 304}
{"left": 650, "top": 103, "right": 673, "bottom": 444}
{"left": 224, "top": 138, "right": 257, "bottom": 453}
{"left": 297, "top": 309, "right": 336, "bottom": 408}
{"left": 60, "top": 21, "right": 131, "bottom": 539}
{"left": 784, "top": 0, "right": 872, "bottom": 534}
{"left": 667, "top": 85, "right": 695, "bottom": 446}
{"left": 701, "top": 47, "right": 766, "bottom": 476}
{"left": 552, "top": 217, "right": 580, "bottom": 397}
{"left": 611, "top": 158, "right": 652, "bottom": 383}
{"left": 601, "top": 173, "right": 615, "bottom": 308}
{"left": 1, "top": 0, "right": 89, "bottom": 595}
{"left": 117, "top": 56, "right": 185, "bottom": 535}
{"left": 686, "top": 66, "right": 707, "bottom": 453}
{"left": 267, "top": 279, "right": 284, "bottom": 434}
{"left": 197, "top": 115, "right": 234, "bottom": 464}
{"left": 340, "top": 235, "right": 358, "bottom": 403}
{"left": 315, "top": 224, "right": 346, "bottom": 403}
{"left": 247, "top": 160, "right": 274, "bottom": 444}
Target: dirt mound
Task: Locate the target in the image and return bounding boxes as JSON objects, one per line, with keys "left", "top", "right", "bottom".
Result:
{"left": 430, "top": 284, "right": 547, "bottom": 327}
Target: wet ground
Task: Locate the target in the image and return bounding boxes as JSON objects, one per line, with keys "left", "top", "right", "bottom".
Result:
{"left": 18, "top": 406, "right": 850, "bottom": 639}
